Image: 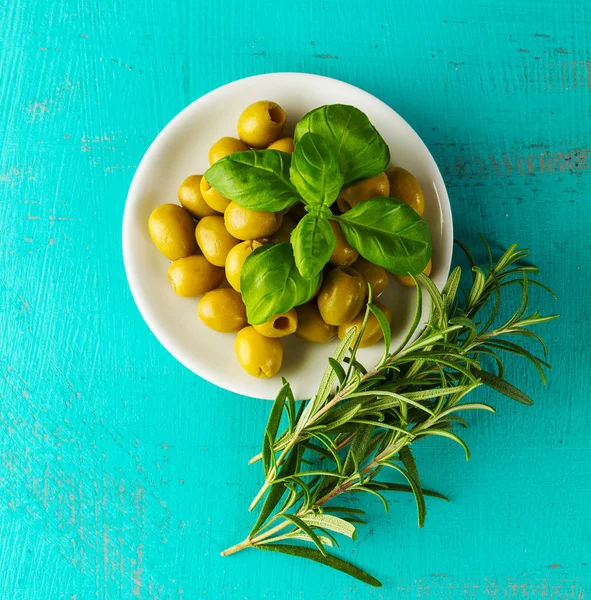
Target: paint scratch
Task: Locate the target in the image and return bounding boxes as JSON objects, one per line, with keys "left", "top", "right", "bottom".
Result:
{"left": 111, "top": 58, "right": 133, "bottom": 71}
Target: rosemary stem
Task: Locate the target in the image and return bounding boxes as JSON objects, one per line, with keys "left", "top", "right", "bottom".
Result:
{"left": 221, "top": 519, "right": 293, "bottom": 556}
{"left": 220, "top": 538, "right": 252, "bottom": 556}
{"left": 251, "top": 519, "right": 291, "bottom": 543}
{"left": 315, "top": 437, "right": 411, "bottom": 506}
{"left": 308, "top": 367, "right": 379, "bottom": 425}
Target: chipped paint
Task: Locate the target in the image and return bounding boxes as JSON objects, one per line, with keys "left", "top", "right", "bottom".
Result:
{"left": 27, "top": 100, "right": 52, "bottom": 120}
{"left": 439, "top": 146, "right": 589, "bottom": 183}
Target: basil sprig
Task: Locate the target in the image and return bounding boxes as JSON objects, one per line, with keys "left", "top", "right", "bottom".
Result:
{"left": 205, "top": 104, "right": 432, "bottom": 324}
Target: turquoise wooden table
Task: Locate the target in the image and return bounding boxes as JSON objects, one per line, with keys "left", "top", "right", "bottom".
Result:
{"left": 1, "top": 0, "right": 590, "bottom": 597}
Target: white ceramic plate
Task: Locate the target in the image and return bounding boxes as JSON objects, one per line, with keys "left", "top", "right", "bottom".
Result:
{"left": 123, "top": 73, "right": 453, "bottom": 400}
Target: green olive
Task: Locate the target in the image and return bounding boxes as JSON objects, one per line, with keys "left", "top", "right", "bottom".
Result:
{"left": 198, "top": 288, "right": 247, "bottom": 332}
{"left": 225, "top": 240, "right": 262, "bottom": 292}
{"left": 267, "top": 137, "right": 294, "bottom": 153}
{"left": 329, "top": 220, "right": 359, "bottom": 266}
{"left": 317, "top": 266, "right": 366, "bottom": 326}
{"left": 237, "top": 101, "right": 286, "bottom": 148}
{"left": 235, "top": 326, "right": 283, "bottom": 378}
{"left": 168, "top": 255, "right": 224, "bottom": 297}
{"left": 338, "top": 301, "right": 393, "bottom": 348}
{"left": 386, "top": 167, "right": 425, "bottom": 216}
{"left": 224, "top": 202, "right": 283, "bottom": 240}
{"left": 295, "top": 303, "right": 336, "bottom": 343}
{"left": 195, "top": 216, "right": 239, "bottom": 267}
{"left": 253, "top": 308, "right": 298, "bottom": 338}
{"left": 148, "top": 204, "right": 198, "bottom": 260}
{"left": 269, "top": 216, "right": 297, "bottom": 243}
{"left": 208, "top": 136, "right": 250, "bottom": 165}
{"left": 395, "top": 258, "right": 432, "bottom": 286}
{"left": 336, "top": 172, "right": 390, "bottom": 213}
{"left": 199, "top": 175, "right": 231, "bottom": 213}
{"left": 178, "top": 175, "right": 220, "bottom": 218}
{"left": 351, "top": 257, "right": 389, "bottom": 297}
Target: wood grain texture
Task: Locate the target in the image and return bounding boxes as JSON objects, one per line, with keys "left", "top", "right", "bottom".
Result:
{"left": 0, "top": 0, "right": 590, "bottom": 598}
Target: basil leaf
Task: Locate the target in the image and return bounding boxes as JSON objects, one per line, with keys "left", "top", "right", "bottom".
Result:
{"left": 204, "top": 150, "right": 300, "bottom": 212}
{"left": 290, "top": 132, "right": 343, "bottom": 209}
{"left": 290, "top": 214, "right": 336, "bottom": 278}
{"left": 241, "top": 242, "right": 321, "bottom": 324}
{"left": 334, "top": 197, "right": 431, "bottom": 275}
{"left": 294, "top": 104, "right": 390, "bottom": 185}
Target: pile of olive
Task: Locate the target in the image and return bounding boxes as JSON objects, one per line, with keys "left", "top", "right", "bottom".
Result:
{"left": 148, "top": 101, "right": 429, "bottom": 379}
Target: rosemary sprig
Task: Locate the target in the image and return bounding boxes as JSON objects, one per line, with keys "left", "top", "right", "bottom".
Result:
{"left": 221, "top": 240, "right": 558, "bottom": 587}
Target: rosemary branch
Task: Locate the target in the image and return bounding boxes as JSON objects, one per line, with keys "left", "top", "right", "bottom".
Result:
{"left": 222, "top": 240, "right": 558, "bottom": 587}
